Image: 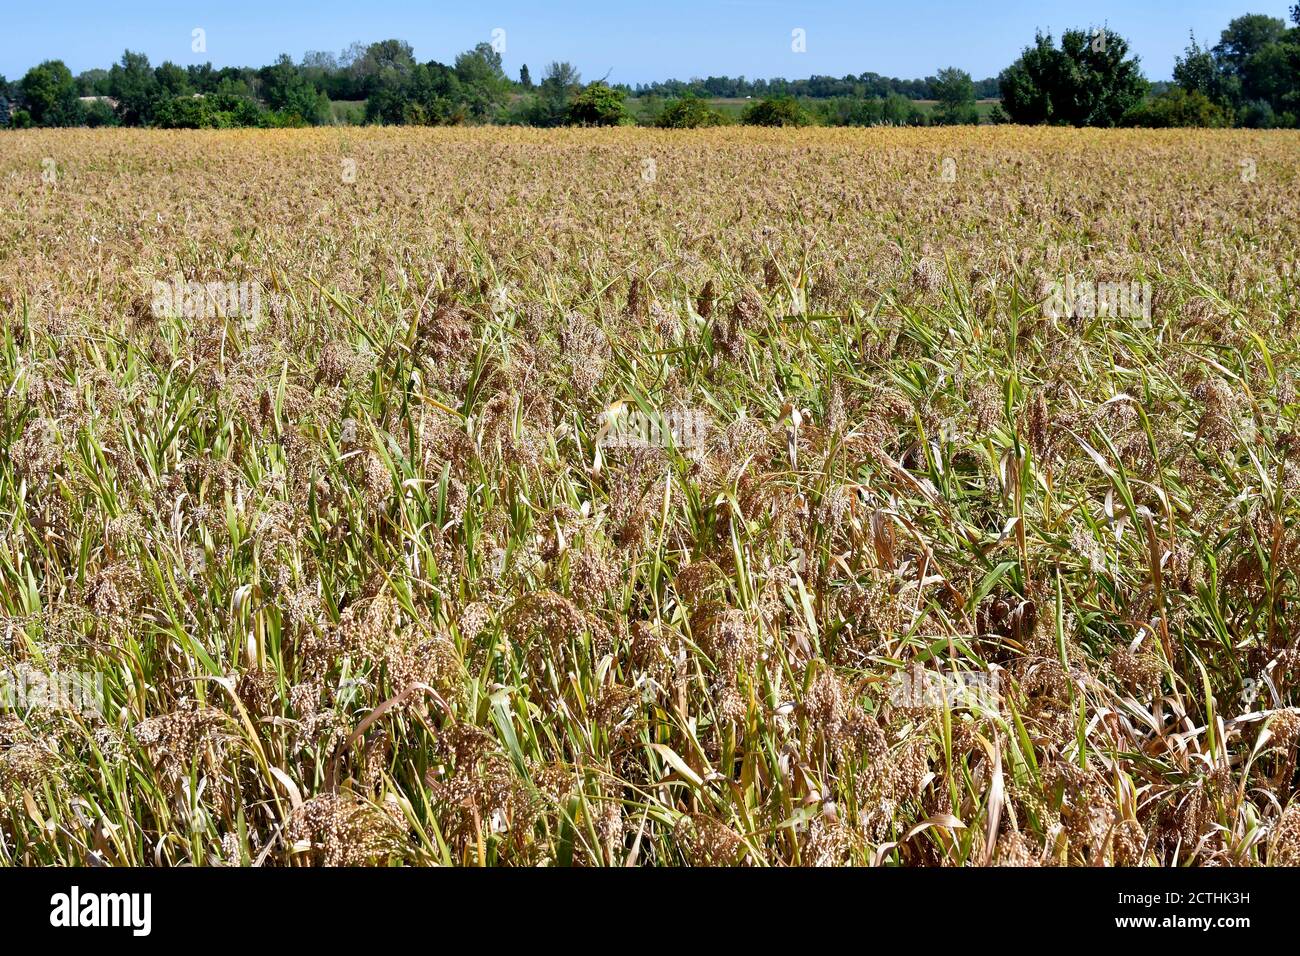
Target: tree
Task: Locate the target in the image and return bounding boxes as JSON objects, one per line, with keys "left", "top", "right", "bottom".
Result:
{"left": 405, "top": 61, "right": 464, "bottom": 125}
{"left": 519, "top": 64, "right": 533, "bottom": 89}
{"left": 260, "top": 53, "right": 329, "bottom": 124}
{"left": 156, "top": 61, "right": 189, "bottom": 96}
{"left": 931, "top": 67, "right": 979, "bottom": 124}
{"left": 741, "top": 96, "right": 812, "bottom": 126}
{"left": 153, "top": 84, "right": 263, "bottom": 128}
{"left": 567, "top": 81, "right": 630, "bottom": 126}
{"left": 364, "top": 72, "right": 411, "bottom": 124}
{"left": 1173, "top": 33, "right": 1235, "bottom": 107}
{"left": 19, "top": 60, "right": 83, "bottom": 126}
{"left": 1168, "top": 15, "right": 1300, "bottom": 127}
{"left": 454, "top": 43, "right": 510, "bottom": 120}
{"left": 1213, "top": 14, "right": 1287, "bottom": 74}
{"left": 76, "top": 68, "right": 111, "bottom": 96}
{"left": 882, "top": 92, "right": 927, "bottom": 125}
{"left": 350, "top": 39, "right": 416, "bottom": 100}
{"left": 998, "top": 29, "right": 1147, "bottom": 126}
{"left": 83, "top": 97, "right": 119, "bottom": 127}
{"left": 524, "top": 61, "right": 581, "bottom": 126}
{"left": 301, "top": 51, "right": 339, "bottom": 72}
{"left": 108, "top": 50, "right": 160, "bottom": 125}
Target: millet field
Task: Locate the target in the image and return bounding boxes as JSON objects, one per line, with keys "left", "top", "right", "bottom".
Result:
{"left": 1, "top": 126, "right": 1299, "bottom": 866}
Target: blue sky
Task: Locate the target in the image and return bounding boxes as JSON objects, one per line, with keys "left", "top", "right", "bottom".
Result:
{"left": 0, "top": 1, "right": 1287, "bottom": 84}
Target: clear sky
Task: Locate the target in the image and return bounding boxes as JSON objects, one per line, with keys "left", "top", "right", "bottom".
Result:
{"left": 0, "top": 0, "right": 1288, "bottom": 84}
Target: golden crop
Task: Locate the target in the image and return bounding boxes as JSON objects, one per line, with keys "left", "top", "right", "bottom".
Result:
{"left": 1, "top": 126, "right": 1299, "bottom": 866}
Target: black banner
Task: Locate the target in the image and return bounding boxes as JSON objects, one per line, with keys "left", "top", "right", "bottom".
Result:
{"left": 0, "top": 865, "right": 1272, "bottom": 943}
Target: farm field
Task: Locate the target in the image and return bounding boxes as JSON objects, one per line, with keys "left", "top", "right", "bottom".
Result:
{"left": 1, "top": 126, "right": 1299, "bottom": 866}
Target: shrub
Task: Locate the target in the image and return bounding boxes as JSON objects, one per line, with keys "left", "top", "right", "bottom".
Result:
{"left": 567, "top": 82, "right": 631, "bottom": 126}
{"left": 1239, "top": 98, "right": 1278, "bottom": 128}
{"left": 655, "top": 96, "right": 725, "bottom": 128}
{"left": 83, "top": 98, "right": 120, "bottom": 127}
{"left": 741, "top": 96, "right": 812, "bottom": 127}
{"left": 1122, "top": 88, "right": 1232, "bottom": 127}
{"left": 153, "top": 92, "right": 263, "bottom": 129}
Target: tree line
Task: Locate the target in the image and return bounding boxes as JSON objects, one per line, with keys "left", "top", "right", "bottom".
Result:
{"left": 999, "top": 8, "right": 1300, "bottom": 127}
{"left": 1, "top": 8, "right": 1297, "bottom": 130}
{"left": 631, "top": 73, "right": 1001, "bottom": 101}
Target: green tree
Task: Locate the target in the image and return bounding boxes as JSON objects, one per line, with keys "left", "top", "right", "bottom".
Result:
{"left": 454, "top": 43, "right": 510, "bottom": 120}
{"left": 76, "top": 68, "right": 111, "bottom": 96}
{"left": 1213, "top": 14, "right": 1287, "bottom": 74}
{"left": 19, "top": 60, "right": 83, "bottom": 126}
{"left": 931, "top": 67, "right": 979, "bottom": 124}
{"left": 519, "top": 64, "right": 533, "bottom": 89}
{"left": 405, "top": 61, "right": 464, "bottom": 125}
{"left": 82, "top": 97, "right": 119, "bottom": 127}
{"left": 998, "top": 29, "right": 1147, "bottom": 126}
{"left": 108, "top": 50, "right": 160, "bottom": 125}
{"left": 882, "top": 92, "right": 927, "bottom": 125}
{"left": 1173, "top": 33, "right": 1236, "bottom": 107}
{"left": 521, "top": 61, "right": 581, "bottom": 126}
{"left": 260, "top": 54, "right": 330, "bottom": 124}
{"left": 154, "top": 61, "right": 191, "bottom": 98}
{"left": 352, "top": 39, "right": 416, "bottom": 88}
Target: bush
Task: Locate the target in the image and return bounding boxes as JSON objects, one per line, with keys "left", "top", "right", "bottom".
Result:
{"left": 330, "top": 100, "right": 366, "bottom": 126}
{"left": 811, "top": 95, "right": 926, "bottom": 126}
{"left": 567, "top": 82, "right": 630, "bottom": 126}
{"left": 655, "top": 96, "right": 725, "bottom": 128}
{"left": 83, "top": 98, "right": 119, "bottom": 127}
{"left": 1239, "top": 98, "right": 1277, "bottom": 128}
{"left": 741, "top": 96, "right": 812, "bottom": 127}
{"left": 153, "top": 92, "right": 263, "bottom": 129}
{"left": 881, "top": 93, "right": 927, "bottom": 126}
{"left": 1122, "top": 88, "right": 1232, "bottom": 127}
{"left": 260, "top": 110, "right": 312, "bottom": 128}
